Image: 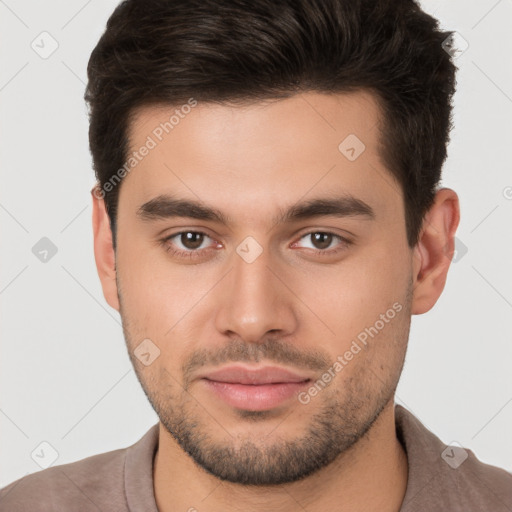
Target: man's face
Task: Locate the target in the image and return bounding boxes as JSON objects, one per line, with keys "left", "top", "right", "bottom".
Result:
{"left": 113, "top": 91, "right": 415, "bottom": 484}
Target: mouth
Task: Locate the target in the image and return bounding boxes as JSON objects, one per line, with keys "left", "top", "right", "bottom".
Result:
{"left": 198, "top": 365, "right": 313, "bottom": 411}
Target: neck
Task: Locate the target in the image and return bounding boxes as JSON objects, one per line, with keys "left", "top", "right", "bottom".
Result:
{"left": 154, "top": 400, "right": 408, "bottom": 512}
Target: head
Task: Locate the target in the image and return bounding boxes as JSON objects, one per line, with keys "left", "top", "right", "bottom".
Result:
{"left": 88, "top": 0, "right": 459, "bottom": 485}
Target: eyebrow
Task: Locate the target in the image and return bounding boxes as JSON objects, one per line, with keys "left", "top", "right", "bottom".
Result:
{"left": 136, "top": 193, "right": 375, "bottom": 225}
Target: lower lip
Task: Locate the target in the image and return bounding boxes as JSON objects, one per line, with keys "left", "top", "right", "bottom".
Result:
{"left": 201, "top": 379, "right": 310, "bottom": 411}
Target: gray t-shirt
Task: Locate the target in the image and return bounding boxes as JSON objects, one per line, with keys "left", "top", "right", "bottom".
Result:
{"left": 1, "top": 405, "right": 511, "bottom": 511}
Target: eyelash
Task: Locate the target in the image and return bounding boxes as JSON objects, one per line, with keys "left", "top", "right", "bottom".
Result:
{"left": 159, "top": 230, "right": 352, "bottom": 260}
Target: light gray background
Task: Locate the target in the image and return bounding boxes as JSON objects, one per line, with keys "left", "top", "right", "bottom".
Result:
{"left": 1, "top": 0, "right": 511, "bottom": 488}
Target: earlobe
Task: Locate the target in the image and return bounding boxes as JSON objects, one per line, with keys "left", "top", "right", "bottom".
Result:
{"left": 411, "top": 188, "right": 460, "bottom": 315}
{"left": 91, "top": 185, "right": 120, "bottom": 311}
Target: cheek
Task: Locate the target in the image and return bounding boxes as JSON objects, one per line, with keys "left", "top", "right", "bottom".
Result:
{"left": 117, "top": 247, "right": 213, "bottom": 370}
{"left": 117, "top": 241, "right": 179, "bottom": 319}
{"left": 293, "top": 241, "right": 408, "bottom": 341}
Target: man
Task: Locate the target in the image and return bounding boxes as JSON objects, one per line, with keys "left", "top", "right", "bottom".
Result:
{"left": 1, "top": 0, "right": 511, "bottom": 510}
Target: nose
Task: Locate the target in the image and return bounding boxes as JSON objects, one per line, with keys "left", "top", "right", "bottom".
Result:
{"left": 214, "top": 243, "right": 298, "bottom": 344}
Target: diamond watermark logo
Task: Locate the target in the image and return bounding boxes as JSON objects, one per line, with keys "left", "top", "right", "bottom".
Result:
{"left": 441, "top": 441, "right": 468, "bottom": 469}
{"left": 134, "top": 338, "right": 161, "bottom": 366}
{"left": 236, "top": 236, "right": 263, "bottom": 263}
{"left": 444, "top": 236, "right": 468, "bottom": 263}
{"left": 32, "top": 237, "right": 58, "bottom": 263}
{"left": 338, "top": 134, "right": 366, "bottom": 161}
{"left": 442, "top": 32, "right": 469, "bottom": 58}
{"left": 31, "top": 441, "right": 59, "bottom": 469}
{"left": 31, "top": 31, "right": 59, "bottom": 59}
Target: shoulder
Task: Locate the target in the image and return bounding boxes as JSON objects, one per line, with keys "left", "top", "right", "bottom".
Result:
{"left": 425, "top": 447, "right": 512, "bottom": 511}
{"left": 455, "top": 448, "right": 512, "bottom": 508}
{"left": 0, "top": 446, "right": 129, "bottom": 512}
{"left": 396, "top": 405, "right": 512, "bottom": 511}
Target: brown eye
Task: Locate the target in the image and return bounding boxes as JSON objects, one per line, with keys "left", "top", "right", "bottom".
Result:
{"left": 161, "top": 230, "right": 214, "bottom": 257}
{"left": 179, "top": 231, "right": 205, "bottom": 250}
{"left": 292, "top": 231, "right": 352, "bottom": 256}
{"left": 310, "top": 232, "right": 333, "bottom": 250}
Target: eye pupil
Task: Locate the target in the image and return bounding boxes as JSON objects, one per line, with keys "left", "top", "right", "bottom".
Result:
{"left": 181, "top": 232, "right": 204, "bottom": 249}
{"left": 312, "top": 232, "right": 332, "bottom": 250}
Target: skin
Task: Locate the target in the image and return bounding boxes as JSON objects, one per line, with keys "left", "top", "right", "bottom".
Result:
{"left": 92, "top": 91, "right": 459, "bottom": 512}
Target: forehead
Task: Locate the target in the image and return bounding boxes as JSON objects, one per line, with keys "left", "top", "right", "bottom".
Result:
{"left": 120, "top": 91, "right": 403, "bottom": 228}
{"left": 129, "top": 90, "right": 381, "bottom": 151}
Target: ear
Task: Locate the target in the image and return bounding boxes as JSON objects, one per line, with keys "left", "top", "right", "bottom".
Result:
{"left": 91, "top": 185, "right": 120, "bottom": 311}
{"left": 411, "top": 187, "right": 460, "bottom": 315}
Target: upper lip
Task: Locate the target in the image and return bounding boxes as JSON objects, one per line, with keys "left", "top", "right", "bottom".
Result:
{"left": 200, "top": 365, "right": 312, "bottom": 385}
